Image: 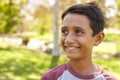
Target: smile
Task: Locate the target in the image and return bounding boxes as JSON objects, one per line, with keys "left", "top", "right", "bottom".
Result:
{"left": 65, "top": 46, "right": 80, "bottom": 50}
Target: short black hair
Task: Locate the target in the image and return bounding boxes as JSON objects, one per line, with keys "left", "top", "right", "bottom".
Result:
{"left": 62, "top": 2, "right": 105, "bottom": 36}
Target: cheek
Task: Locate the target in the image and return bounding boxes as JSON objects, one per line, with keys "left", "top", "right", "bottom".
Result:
{"left": 78, "top": 38, "right": 92, "bottom": 48}
{"left": 79, "top": 39, "right": 94, "bottom": 51}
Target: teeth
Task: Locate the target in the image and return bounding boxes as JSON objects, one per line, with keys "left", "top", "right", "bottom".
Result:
{"left": 67, "top": 47, "right": 78, "bottom": 50}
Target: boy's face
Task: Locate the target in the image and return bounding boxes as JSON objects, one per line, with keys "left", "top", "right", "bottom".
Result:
{"left": 61, "top": 13, "right": 101, "bottom": 60}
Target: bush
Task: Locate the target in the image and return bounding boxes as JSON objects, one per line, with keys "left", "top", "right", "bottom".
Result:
{"left": 116, "top": 41, "right": 120, "bottom": 52}
{"left": 104, "top": 33, "right": 120, "bottom": 41}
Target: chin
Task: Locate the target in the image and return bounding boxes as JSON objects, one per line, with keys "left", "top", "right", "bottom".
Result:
{"left": 66, "top": 54, "right": 73, "bottom": 58}
{"left": 66, "top": 54, "right": 84, "bottom": 61}
{"left": 66, "top": 54, "right": 77, "bottom": 60}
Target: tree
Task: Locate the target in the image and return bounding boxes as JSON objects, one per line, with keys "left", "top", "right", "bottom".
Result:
{"left": 53, "top": 0, "right": 59, "bottom": 57}
{"left": 116, "top": 0, "right": 120, "bottom": 29}
{"left": 33, "top": 6, "right": 53, "bottom": 35}
{"left": 117, "top": 0, "right": 120, "bottom": 10}
{"left": 0, "top": 0, "right": 22, "bottom": 34}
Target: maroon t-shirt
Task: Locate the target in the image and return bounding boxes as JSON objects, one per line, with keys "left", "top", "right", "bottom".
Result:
{"left": 41, "top": 62, "right": 117, "bottom": 80}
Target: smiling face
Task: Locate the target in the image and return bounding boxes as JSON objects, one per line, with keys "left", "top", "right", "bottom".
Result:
{"left": 61, "top": 13, "right": 103, "bottom": 60}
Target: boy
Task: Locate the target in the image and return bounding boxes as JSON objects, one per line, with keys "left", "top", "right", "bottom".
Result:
{"left": 41, "top": 2, "right": 117, "bottom": 80}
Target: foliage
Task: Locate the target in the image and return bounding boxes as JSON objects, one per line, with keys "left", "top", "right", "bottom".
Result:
{"left": 115, "top": 14, "right": 120, "bottom": 29}
{"left": 33, "top": 6, "right": 53, "bottom": 35}
{"left": 38, "top": 14, "right": 53, "bottom": 35}
{"left": 0, "top": 1, "right": 22, "bottom": 33}
{"left": 104, "top": 33, "right": 120, "bottom": 41}
{"left": 0, "top": 0, "right": 120, "bottom": 35}
{"left": 0, "top": 45, "right": 119, "bottom": 79}
{"left": 117, "top": 0, "right": 120, "bottom": 10}
{"left": 116, "top": 41, "right": 120, "bottom": 52}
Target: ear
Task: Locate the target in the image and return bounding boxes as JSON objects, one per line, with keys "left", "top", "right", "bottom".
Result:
{"left": 94, "top": 31, "right": 104, "bottom": 46}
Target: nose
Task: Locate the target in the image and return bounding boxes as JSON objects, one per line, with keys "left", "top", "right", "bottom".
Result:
{"left": 65, "top": 33, "right": 74, "bottom": 44}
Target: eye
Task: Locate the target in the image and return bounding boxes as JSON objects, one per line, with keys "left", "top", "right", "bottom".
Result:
{"left": 75, "top": 29, "right": 83, "bottom": 35}
{"left": 61, "top": 29, "right": 68, "bottom": 36}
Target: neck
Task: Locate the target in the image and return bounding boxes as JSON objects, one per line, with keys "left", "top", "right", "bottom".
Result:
{"left": 68, "top": 57, "right": 97, "bottom": 75}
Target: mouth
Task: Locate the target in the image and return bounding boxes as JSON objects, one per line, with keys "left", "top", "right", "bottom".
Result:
{"left": 65, "top": 46, "right": 80, "bottom": 51}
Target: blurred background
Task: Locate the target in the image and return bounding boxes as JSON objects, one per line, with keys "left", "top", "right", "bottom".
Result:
{"left": 0, "top": 0, "right": 120, "bottom": 80}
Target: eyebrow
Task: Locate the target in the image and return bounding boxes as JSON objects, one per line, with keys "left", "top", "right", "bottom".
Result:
{"left": 61, "top": 25, "right": 85, "bottom": 31}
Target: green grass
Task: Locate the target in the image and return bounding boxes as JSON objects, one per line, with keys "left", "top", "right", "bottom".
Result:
{"left": 104, "top": 33, "right": 120, "bottom": 41}
{"left": 93, "top": 42, "right": 117, "bottom": 54}
{"left": 0, "top": 45, "right": 120, "bottom": 80}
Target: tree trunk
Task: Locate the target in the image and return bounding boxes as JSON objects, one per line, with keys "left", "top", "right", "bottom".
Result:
{"left": 53, "top": 0, "right": 59, "bottom": 57}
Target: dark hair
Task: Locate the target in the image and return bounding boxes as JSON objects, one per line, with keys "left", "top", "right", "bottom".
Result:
{"left": 62, "top": 2, "right": 105, "bottom": 36}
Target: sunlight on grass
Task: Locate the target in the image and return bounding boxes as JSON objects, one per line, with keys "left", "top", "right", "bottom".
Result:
{"left": 38, "top": 33, "right": 53, "bottom": 42}
{"left": 93, "top": 42, "right": 117, "bottom": 54}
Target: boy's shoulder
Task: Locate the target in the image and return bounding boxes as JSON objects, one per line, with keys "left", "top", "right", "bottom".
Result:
{"left": 41, "top": 62, "right": 68, "bottom": 80}
{"left": 95, "top": 65, "right": 117, "bottom": 80}
{"left": 101, "top": 69, "right": 117, "bottom": 80}
{"left": 41, "top": 63, "right": 117, "bottom": 80}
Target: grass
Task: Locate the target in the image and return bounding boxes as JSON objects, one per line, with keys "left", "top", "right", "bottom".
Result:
{"left": 104, "top": 33, "right": 120, "bottom": 41}
{"left": 93, "top": 42, "right": 117, "bottom": 54}
{"left": 0, "top": 45, "right": 120, "bottom": 80}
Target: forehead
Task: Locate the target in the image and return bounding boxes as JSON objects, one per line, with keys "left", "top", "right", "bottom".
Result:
{"left": 62, "top": 13, "right": 91, "bottom": 29}
{"left": 63, "top": 13, "right": 89, "bottom": 22}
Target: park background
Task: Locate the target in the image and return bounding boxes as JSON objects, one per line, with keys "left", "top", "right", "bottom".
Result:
{"left": 0, "top": 0, "right": 120, "bottom": 80}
